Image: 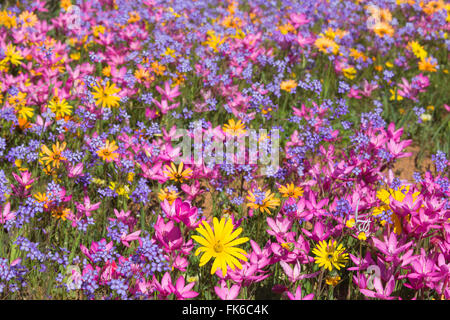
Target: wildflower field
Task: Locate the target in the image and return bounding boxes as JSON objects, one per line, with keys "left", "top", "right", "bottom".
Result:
{"left": 0, "top": 0, "right": 449, "bottom": 301}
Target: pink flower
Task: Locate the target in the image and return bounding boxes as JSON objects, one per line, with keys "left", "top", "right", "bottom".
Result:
{"left": 266, "top": 214, "right": 294, "bottom": 242}
{"left": 120, "top": 230, "right": 142, "bottom": 247}
{"left": 0, "top": 202, "right": 15, "bottom": 224}
{"left": 348, "top": 87, "right": 362, "bottom": 99}
{"left": 75, "top": 195, "right": 101, "bottom": 217}
{"left": 153, "top": 272, "right": 175, "bottom": 299}
{"left": 68, "top": 162, "right": 84, "bottom": 178}
{"left": 181, "top": 180, "right": 205, "bottom": 201}
{"left": 286, "top": 285, "right": 314, "bottom": 300}
{"left": 214, "top": 280, "right": 241, "bottom": 300}
{"left": 153, "top": 98, "right": 180, "bottom": 114}
{"left": 154, "top": 216, "right": 183, "bottom": 252}
{"left": 371, "top": 232, "right": 413, "bottom": 265}
{"left": 360, "top": 276, "right": 397, "bottom": 300}
{"left": 280, "top": 260, "right": 320, "bottom": 282}
{"left": 156, "top": 81, "right": 181, "bottom": 101}
{"left": 173, "top": 275, "right": 199, "bottom": 299}
{"left": 161, "top": 198, "right": 200, "bottom": 229}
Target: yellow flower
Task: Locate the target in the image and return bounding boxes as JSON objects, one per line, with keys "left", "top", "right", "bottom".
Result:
{"left": 91, "top": 81, "right": 121, "bottom": 108}
{"left": 40, "top": 142, "right": 67, "bottom": 169}
{"left": 19, "top": 11, "right": 37, "bottom": 28}
{"left": 157, "top": 188, "right": 180, "bottom": 204}
{"left": 163, "top": 162, "right": 193, "bottom": 183}
{"left": 92, "top": 177, "right": 106, "bottom": 185}
{"left": 278, "top": 23, "right": 295, "bottom": 35}
{"left": 280, "top": 79, "right": 298, "bottom": 93}
{"left": 0, "top": 10, "right": 17, "bottom": 29}
{"left": 312, "top": 239, "right": 349, "bottom": 272}
{"left": 346, "top": 218, "right": 355, "bottom": 228}
{"left": 14, "top": 159, "right": 28, "bottom": 172}
{"left": 8, "top": 91, "right": 27, "bottom": 106}
{"left": 372, "top": 186, "right": 421, "bottom": 235}
{"left": 48, "top": 98, "right": 72, "bottom": 118}
{"left": 204, "top": 30, "right": 226, "bottom": 52}
{"left": 418, "top": 57, "right": 437, "bottom": 72}
{"left": 246, "top": 188, "right": 280, "bottom": 215}
{"left": 278, "top": 183, "right": 304, "bottom": 199}
{"left": 357, "top": 232, "right": 367, "bottom": 241}
{"left": 372, "top": 22, "right": 394, "bottom": 38}
{"left": 70, "top": 52, "right": 81, "bottom": 60}
{"left": 389, "top": 88, "right": 403, "bottom": 101}
{"left": 326, "top": 275, "right": 341, "bottom": 286}
{"left": 408, "top": 41, "right": 427, "bottom": 60}
{"left": 151, "top": 61, "right": 166, "bottom": 76}
{"left": 60, "top": 0, "right": 73, "bottom": 11}
{"left": 4, "top": 43, "right": 23, "bottom": 66}
{"left": 16, "top": 105, "right": 34, "bottom": 120}
{"left": 102, "top": 65, "right": 111, "bottom": 77}
{"left": 343, "top": 67, "right": 357, "bottom": 80}
{"left": 51, "top": 207, "right": 71, "bottom": 221}
{"left": 422, "top": 0, "right": 445, "bottom": 15}
{"left": 192, "top": 217, "right": 249, "bottom": 276}
{"left": 222, "top": 119, "right": 247, "bottom": 136}
{"left": 349, "top": 48, "right": 367, "bottom": 62}
{"left": 315, "top": 36, "right": 339, "bottom": 54}
{"left": 163, "top": 47, "right": 176, "bottom": 58}
{"left": 96, "top": 140, "right": 119, "bottom": 162}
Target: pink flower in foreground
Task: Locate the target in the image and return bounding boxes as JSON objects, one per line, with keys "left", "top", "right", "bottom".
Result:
{"left": 286, "top": 285, "right": 314, "bottom": 300}
{"left": 215, "top": 280, "right": 241, "bottom": 300}
{"left": 360, "top": 276, "right": 397, "bottom": 300}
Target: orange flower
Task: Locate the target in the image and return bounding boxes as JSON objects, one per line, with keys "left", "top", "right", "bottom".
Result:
{"left": 96, "top": 140, "right": 119, "bottom": 162}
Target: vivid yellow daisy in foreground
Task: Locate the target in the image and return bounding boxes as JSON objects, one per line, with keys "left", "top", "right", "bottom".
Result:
{"left": 312, "top": 239, "right": 348, "bottom": 272}
{"left": 192, "top": 217, "right": 249, "bottom": 276}
{"left": 91, "top": 80, "right": 121, "bottom": 108}
{"left": 163, "top": 162, "right": 193, "bottom": 183}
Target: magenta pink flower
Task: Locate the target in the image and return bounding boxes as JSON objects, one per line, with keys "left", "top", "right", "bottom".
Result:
{"left": 120, "top": 230, "right": 142, "bottom": 247}
{"left": 360, "top": 275, "right": 397, "bottom": 300}
{"left": 0, "top": 202, "right": 15, "bottom": 224}
{"left": 156, "top": 81, "right": 181, "bottom": 102}
{"left": 173, "top": 275, "right": 199, "bottom": 300}
{"left": 286, "top": 285, "right": 314, "bottom": 300}
{"left": 214, "top": 280, "right": 241, "bottom": 300}
{"left": 75, "top": 195, "right": 101, "bottom": 217}
{"left": 154, "top": 216, "right": 183, "bottom": 252}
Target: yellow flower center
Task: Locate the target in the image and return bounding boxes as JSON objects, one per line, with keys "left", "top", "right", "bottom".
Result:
{"left": 213, "top": 241, "right": 224, "bottom": 253}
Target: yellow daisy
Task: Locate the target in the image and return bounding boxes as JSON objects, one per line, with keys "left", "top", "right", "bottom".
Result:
{"left": 246, "top": 188, "right": 280, "bottom": 215}
{"left": 96, "top": 140, "right": 119, "bottom": 162}
{"left": 40, "top": 141, "right": 67, "bottom": 169}
{"left": 192, "top": 217, "right": 249, "bottom": 276}
{"left": 91, "top": 81, "right": 121, "bottom": 108}
{"left": 278, "top": 183, "right": 304, "bottom": 199}
{"left": 163, "top": 162, "right": 193, "bottom": 183}
{"left": 222, "top": 119, "right": 247, "bottom": 136}
{"left": 312, "top": 239, "right": 349, "bottom": 272}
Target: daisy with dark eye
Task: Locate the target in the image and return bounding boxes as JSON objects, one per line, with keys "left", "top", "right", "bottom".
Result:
{"left": 312, "top": 239, "right": 348, "bottom": 272}
{"left": 97, "top": 140, "right": 119, "bottom": 162}
{"left": 40, "top": 141, "right": 67, "bottom": 168}
{"left": 163, "top": 162, "right": 193, "bottom": 183}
